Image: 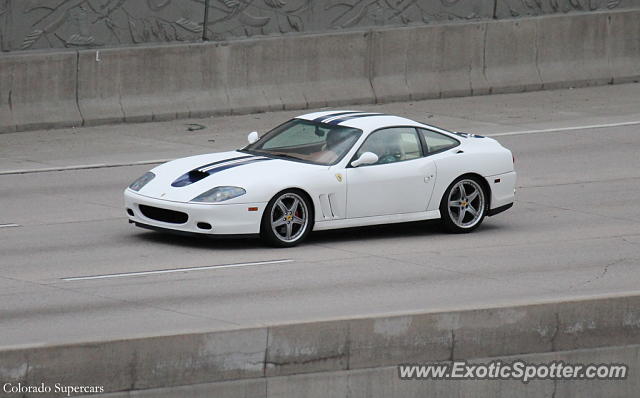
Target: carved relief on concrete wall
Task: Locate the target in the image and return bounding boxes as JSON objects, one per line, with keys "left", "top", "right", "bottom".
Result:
{"left": 204, "top": 0, "right": 493, "bottom": 40}
{"left": 0, "top": 0, "right": 203, "bottom": 51}
{"left": 0, "top": 0, "right": 636, "bottom": 52}
{"left": 496, "top": 0, "right": 632, "bottom": 17}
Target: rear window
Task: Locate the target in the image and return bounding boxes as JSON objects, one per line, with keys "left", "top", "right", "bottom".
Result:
{"left": 419, "top": 129, "right": 459, "bottom": 153}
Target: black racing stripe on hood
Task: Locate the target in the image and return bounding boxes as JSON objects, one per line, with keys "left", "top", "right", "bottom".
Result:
{"left": 312, "top": 111, "right": 361, "bottom": 123}
{"left": 195, "top": 155, "right": 256, "bottom": 172}
{"left": 204, "top": 157, "right": 271, "bottom": 175}
{"left": 171, "top": 157, "right": 271, "bottom": 187}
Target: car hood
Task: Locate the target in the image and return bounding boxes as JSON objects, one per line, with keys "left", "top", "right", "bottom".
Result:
{"left": 132, "top": 151, "right": 323, "bottom": 203}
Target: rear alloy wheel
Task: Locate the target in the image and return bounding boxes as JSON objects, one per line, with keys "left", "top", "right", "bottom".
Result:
{"left": 440, "top": 177, "right": 487, "bottom": 233}
{"left": 261, "top": 190, "right": 312, "bottom": 247}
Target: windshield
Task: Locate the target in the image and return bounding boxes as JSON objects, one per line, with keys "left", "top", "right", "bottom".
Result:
{"left": 242, "top": 119, "right": 362, "bottom": 166}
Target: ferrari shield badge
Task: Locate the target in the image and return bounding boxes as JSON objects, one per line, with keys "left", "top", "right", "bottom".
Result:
{"left": 335, "top": 173, "right": 343, "bottom": 182}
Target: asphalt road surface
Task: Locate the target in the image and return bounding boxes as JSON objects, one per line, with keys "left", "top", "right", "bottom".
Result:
{"left": 1, "top": 84, "right": 639, "bottom": 347}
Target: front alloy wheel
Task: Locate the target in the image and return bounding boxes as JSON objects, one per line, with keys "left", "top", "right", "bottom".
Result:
{"left": 440, "top": 177, "right": 487, "bottom": 233}
{"left": 261, "top": 190, "right": 312, "bottom": 247}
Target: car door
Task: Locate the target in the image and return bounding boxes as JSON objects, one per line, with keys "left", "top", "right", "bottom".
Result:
{"left": 345, "top": 127, "right": 437, "bottom": 218}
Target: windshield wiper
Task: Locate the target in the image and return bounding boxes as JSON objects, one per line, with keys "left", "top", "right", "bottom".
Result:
{"left": 271, "top": 153, "right": 302, "bottom": 161}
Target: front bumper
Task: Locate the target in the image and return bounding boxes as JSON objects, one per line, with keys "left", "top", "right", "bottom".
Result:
{"left": 124, "top": 189, "right": 266, "bottom": 235}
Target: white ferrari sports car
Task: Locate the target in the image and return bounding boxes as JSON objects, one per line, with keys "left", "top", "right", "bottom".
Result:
{"left": 125, "top": 111, "right": 516, "bottom": 247}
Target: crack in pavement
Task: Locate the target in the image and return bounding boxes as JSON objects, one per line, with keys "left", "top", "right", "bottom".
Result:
{"left": 565, "top": 258, "right": 630, "bottom": 291}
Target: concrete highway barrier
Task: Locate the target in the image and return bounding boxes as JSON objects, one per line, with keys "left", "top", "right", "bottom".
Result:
{"left": 536, "top": 13, "right": 612, "bottom": 90}
{"left": 609, "top": 10, "right": 640, "bottom": 84}
{"left": 77, "top": 43, "right": 227, "bottom": 125}
{"left": 484, "top": 19, "right": 543, "bottom": 93}
{"left": 0, "top": 50, "right": 82, "bottom": 133}
{"left": 1, "top": 9, "right": 639, "bottom": 133}
{"left": 1, "top": 294, "right": 639, "bottom": 397}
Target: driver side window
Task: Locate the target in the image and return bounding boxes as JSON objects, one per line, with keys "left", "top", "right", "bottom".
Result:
{"left": 356, "top": 127, "right": 422, "bottom": 165}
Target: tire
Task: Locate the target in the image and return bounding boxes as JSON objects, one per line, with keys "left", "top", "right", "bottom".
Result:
{"left": 260, "top": 189, "right": 313, "bottom": 247}
{"left": 439, "top": 176, "right": 488, "bottom": 233}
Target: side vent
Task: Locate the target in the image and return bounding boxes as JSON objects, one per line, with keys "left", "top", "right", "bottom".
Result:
{"left": 319, "top": 193, "right": 341, "bottom": 219}
{"left": 328, "top": 193, "right": 339, "bottom": 218}
{"left": 319, "top": 194, "right": 333, "bottom": 219}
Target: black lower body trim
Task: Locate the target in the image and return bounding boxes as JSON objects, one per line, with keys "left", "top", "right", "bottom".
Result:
{"left": 131, "top": 221, "right": 258, "bottom": 239}
{"left": 487, "top": 202, "right": 514, "bottom": 217}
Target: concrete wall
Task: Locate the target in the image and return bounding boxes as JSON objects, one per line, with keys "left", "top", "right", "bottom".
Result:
{"left": 85, "top": 345, "right": 640, "bottom": 398}
{"left": 3, "top": 0, "right": 640, "bottom": 52}
{"left": 0, "top": 50, "right": 82, "bottom": 132}
{"left": 1, "top": 294, "right": 640, "bottom": 397}
{"left": 1, "top": 9, "right": 639, "bottom": 133}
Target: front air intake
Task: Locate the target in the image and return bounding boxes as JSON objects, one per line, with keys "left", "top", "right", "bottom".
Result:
{"left": 139, "top": 205, "right": 188, "bottom": 224}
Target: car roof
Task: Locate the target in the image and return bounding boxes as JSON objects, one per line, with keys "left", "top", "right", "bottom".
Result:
{"left": 296, "top": 110, "right": 438, "bottom": 132}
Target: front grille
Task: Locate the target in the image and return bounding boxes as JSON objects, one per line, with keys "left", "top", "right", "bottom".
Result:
{"left": 139, "top": 205, "right": 188, "bottom": 224}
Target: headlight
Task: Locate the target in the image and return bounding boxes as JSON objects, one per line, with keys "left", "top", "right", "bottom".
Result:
{"left": 192, "top": 186, "right": 246, "bottom": 203}
{"left": 129, "top": 172, "right": 155, "bottom": 191}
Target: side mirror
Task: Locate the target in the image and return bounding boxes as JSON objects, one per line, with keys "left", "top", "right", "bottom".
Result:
{"left": 351, "top": 152, "right": 379, "bottom": 168}
{"left": 247, "top": 131, "right": 259, "bottom": 144}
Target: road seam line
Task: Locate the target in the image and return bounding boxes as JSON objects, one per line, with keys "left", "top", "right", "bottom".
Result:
{"left": 62, "top": 259, "right": 294, "bottom": 281}
{"left": 0, "top": 159, "right": 173, "bottom": 176}
{"left": 486, "top": 120, "right": 640, "bottom": 137}
{"left": 0, "top": 223, "right": 21, "bottom": 228}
